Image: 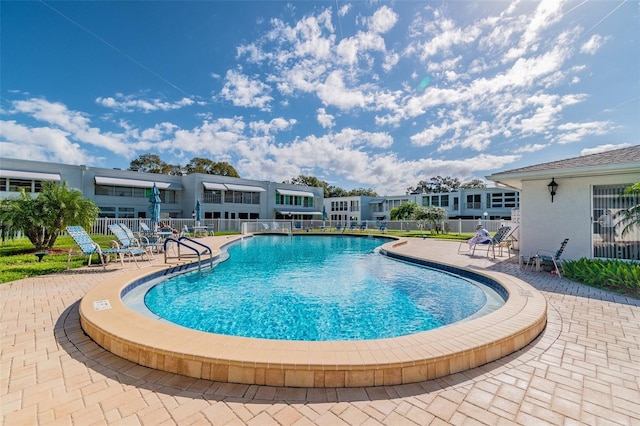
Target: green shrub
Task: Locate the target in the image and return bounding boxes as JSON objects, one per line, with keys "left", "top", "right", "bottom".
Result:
{"left": 563, "top": 258, "right": 640, "bottom": 297}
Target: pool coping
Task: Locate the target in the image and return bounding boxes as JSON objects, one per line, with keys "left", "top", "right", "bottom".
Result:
{"left": 79, "top": 236, "right": 547, "bottom": 388}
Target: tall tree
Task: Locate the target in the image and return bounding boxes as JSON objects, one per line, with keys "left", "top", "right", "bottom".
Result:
{"left": 283, "top": 175, "right": 326, "bottom": 188}
{"left": 460, "top": 179, "right": 487, "bottom": 189}
{"left": 326, "top": 185, "right": 347, "bottom": 198}
{"left": 284, "top": 175, "right": 329, "bottom": 197}
{"left": 407, "top": 176, "right": 461, "bottom": 194}
{"left": 129, "top": 153, "right": 176, "bottom": 174}
{"left": 185, "top": 158, "right": 240, "bottom": 177}
{"left": 0, "top": 181, "right": 99, "bottom": 250}
{"left": 347, "top": 188, "right": 378, "bottom": 196}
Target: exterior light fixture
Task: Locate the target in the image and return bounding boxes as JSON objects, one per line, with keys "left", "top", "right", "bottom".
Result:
{"left": 547, "top": 178, "right": 558, "bottom": 203}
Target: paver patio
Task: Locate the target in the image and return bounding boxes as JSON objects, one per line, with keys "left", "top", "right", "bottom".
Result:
{"left": 2, "top": 236, "right": 639, "bottom": 425}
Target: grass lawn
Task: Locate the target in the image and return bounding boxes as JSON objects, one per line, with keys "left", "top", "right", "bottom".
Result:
{"left": 0, "top": 234, "right": 119, "bottom": 284}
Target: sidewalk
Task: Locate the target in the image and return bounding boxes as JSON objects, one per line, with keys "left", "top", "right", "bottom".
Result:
{"left": 2, "top": 237, "right": 639, "bottom": 425}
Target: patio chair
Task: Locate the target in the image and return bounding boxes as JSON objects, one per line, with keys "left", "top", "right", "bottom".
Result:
{"left": 139, "top": 222, "right": 152, "bottom": 233}
{"left": 107, "top": 224, "right": 151, "bottom": 265}
{"left": 119, "top": 223, "right": 164, "bottom": 257}
{"left": 379, "top": 222, "right": 388, "bottom": 233}
{"left": 524, "top": 238, "right": 569, "bottom": 278}
{"left": 477, "top": 226, "right": 512, "bottom": 258}
{"left": 65, "top": 226, "right": 132, "bottom": 270}
{"left": 458, "top": 226, "right": 511, "bottom": 258}
{"left": 262, "top": 223, "right": 270, "bottom": 231}
{"left": 359, "top": 222, "right": 368, "bottom": 231}
{"left": 181, "top": 225, "right": 193, "bottom": 237}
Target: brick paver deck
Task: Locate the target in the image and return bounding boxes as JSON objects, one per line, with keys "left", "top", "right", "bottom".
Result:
{"left": 2, "top": 237, "right": 639, "bottom": 425}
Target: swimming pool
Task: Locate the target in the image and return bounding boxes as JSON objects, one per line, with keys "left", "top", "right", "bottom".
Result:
{"left": 79, "top": 235, "right": 548, "bottom": 387}
{"left": 142, "top": 235, "right": 502, "bottom": 341}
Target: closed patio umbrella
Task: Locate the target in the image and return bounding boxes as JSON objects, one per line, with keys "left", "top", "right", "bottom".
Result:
{"left": 195, "top": 199, "right": 201, "bottom": 226}
{"left": 148, "top": 183, "right": 161, "bottom": 229}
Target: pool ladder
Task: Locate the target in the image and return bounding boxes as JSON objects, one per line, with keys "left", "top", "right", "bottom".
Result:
{"left": 163, "top": 236, "right": 214, "bottom": 272}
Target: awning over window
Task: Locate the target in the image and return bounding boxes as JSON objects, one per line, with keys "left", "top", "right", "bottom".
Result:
{"left": 0, "top": 169, "right": 61, "bottom": 181}
{"left": 224, "top": 183, "right": 266, "bottom": 192}
{"left": 276, "top": 209, "right": 323, "bottom": 216}
{"left": 276, "top": 188, "right": 315, "bottom": 198}
{"left": 369, "top": 199, "right": 385, "bottom": 204}
{"left": 202, "top": 182, "right": 227, "bottom": 190}
{"left": 94, "top": 176, "right": 181, "bottom": 190}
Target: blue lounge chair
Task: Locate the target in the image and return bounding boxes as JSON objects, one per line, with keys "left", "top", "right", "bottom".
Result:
{"left": 379, "top": 222, "right": 388, "bottom": 233}
{"left": 107, "top": 224, "right": 151, "bottom": 265}
{"left": 66, "top": 226, "right": 132, "bottom": 270}
{"left": 118, "top": 223, "right": 164, "bottom": 257}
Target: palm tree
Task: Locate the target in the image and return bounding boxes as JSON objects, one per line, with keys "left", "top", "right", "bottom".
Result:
{"left": 616, "top": 181, "right": 640, "bottom": 238}
{"left": 0, "top": 181, "right": 99, "bottom": 250}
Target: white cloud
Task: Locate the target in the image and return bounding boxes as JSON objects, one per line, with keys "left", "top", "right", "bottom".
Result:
{"left": 0, "top": 120, "right": 94, "bottom": 164}
{"left": 7, "top": 98, "right": 133, "bottom": 156}
{"left": 96, "top": 94, "right": 196, "bottom": 112}
{"left": 503, "top": 0, "right": 564, "bottom": 61}
{"left": 317, "top": 70, "right": 368, "bottom": 110}
{"left": 317, "top": 108, "right": 335, "bottom": 128}
{"left": 580, "top": 143, "right": 632, "bottom": 156}
{"left": 555, "top": 121, "right": 612, "bottom": 144}
{"left": 220, "top": 69, "right": 273, "bottom": 111}
{"left": 249, "top": 118, "right": 297, "bottom": 134}
{"left": 338, "top": 4, "right": 351, "bottom": 17}
{"left": 580, "top": 34, "right": 608, "bottom": 55}
{"left": 515, "top": 143, "right": 548, "bottom": 153}
{"left": 368, "top": 6, "right": 398, "bottom": 34}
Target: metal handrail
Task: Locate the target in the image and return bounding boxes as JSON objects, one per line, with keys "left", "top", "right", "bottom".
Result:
{"left": 179, "top": 236, "right": 214, "bottom": 269}
{"left": 163, "top": 237, "right": 213, "bottom": 271}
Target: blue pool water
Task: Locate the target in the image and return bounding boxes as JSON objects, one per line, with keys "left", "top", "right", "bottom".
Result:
{"left": 143, "top": 235, "right": 496, "bottom": 341}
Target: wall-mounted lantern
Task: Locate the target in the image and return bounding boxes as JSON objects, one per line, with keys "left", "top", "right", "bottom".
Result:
{"left": 547, "top": 178, "right": 558, "bottom": 203}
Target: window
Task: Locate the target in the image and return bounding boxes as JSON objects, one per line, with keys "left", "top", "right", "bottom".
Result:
{"left": 592, "top": 184, "right": 639, "bottom": 260}
{"left": 466, "top": 194, "right": 481, "bottom": 209}
{"left": 95, "top": 184, "right": 177, "bottom": 202}
{"left": 98, "top": 207, "right": 116, "bottom": 218}
{"left": 487, "top": 192, "right": 519, "bottom": 208}
{"left": 225, "top": 190, "right": 260, "bottom": 204}
{"left": 98, "top": 206, "right": 135, "bottom": 218}
{"left": 8, "top": 179, "right": 34, "bottom": 193}
{"left": 203, "top": 190, "right": 223, "bottom": 204}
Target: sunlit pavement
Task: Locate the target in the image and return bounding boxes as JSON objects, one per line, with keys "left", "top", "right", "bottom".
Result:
{"left": 2, "top": 236, "right": 639, "bottom": 425}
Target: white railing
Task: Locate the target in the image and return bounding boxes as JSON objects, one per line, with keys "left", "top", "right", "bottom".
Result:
{"left": 89, "top": 217, "right": 514, "bottom": 235}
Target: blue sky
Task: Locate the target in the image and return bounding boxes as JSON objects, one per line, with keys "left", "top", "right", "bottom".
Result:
{"left": 1, "top": 0, "right": 638, "bottom": 194}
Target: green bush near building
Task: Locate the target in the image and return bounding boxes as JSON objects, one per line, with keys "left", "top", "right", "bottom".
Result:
{"left": 562, "top": 258, "right": 640, "bottom": 298}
